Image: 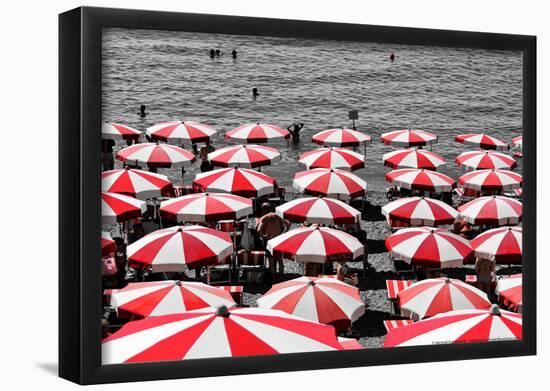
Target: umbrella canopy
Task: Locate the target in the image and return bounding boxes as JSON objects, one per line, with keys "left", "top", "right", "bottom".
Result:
{"left": 208, "top": 144, "right": 281, "bottom": 168}
{"left": 102, "top": 192, "right": 147, "bottom": 224}
{"left": 160, "top": 193, "right": 253, "bottom": 223}
{"left": 471, "top": 226, "right": 522, "bottom": 264}
{"left": 455, "top": 133, "right": 508, "bottom": 151}
{"left": 257, "top": 276, "right": 365, "bottom": 325}
{"left": 380, "top": 129, "right": 437, "bottom": 147}
{"left": 193, "top": 167, "right": 276, "bottom": 198}
{"left": 458, "top": 169, "right": 522, "bottom": 192}
{"left": 276, "top": 197, "right": 361, "bottom": 225}
{"left": 109, "top": 280, "right": 236, "bottom": 318}
{"left": 293, "top": 168, "right": 367, "bottom": 200}
{"left": 397, "top": 278, "right": 491, "bottom": 320}
{"left": 102, "top": 122, "right": 142, "bottom": 140}
{"left": 312, "top": 128, "right": 372, "bottom": 147}
{"left": 101, "top": 168, "right": 174, "bottom": 200}
{"left": 267, "top": 226, "right": 364, "bottom": 264}
{"left": 383, "top": 305, "right": 522, "bottom": 347}
{"left": 385, "top": 169, "right": 455, "bottom": 193}
{"left": 299, "top": 147, "right": 364, "bottom": 171}
{"left": 102, "top": 231, "right": 116, "bottom": 256}
{"left": 146, "top": 121, "right": 217, "bottom": 144}
{"left": 102, "top": 306, "right": 343, "bottom": 364}
{"left": 381, "top": 197, "right": 458, "bottom": 227}
{"left": 116, "top": 143, "right": 196, "bottom": 168}
{"left": 383, "top": 148, "right": 445, "bottom": 170}
{"left": 127, "top": 225, "right": 234, "bottom": 272}
{"left": 225, "top": 123, "right": 290, "bottom": 143}
{"left": 385, "top": 227, "right": 474, "bottom": 268}
{"left": 512, "top": 135, "right": 522, "bottom": 148}
{"left": 458, "top": 196, "right": 522, "bottom": 226}
{"left": 496, "top": 274, "right": 522, "bottom": 312}
{"left": 455, "top": 150, "right": 517, "bottom": 171}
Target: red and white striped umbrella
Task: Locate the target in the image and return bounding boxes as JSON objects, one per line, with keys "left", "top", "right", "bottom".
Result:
{"left": 455, "top": 133, "right": 508, "bottom": 151}
{"left": 293, "top": 168, "right": 367, "bottom": 200}
{"left": 458, "top": 196, "right": 522, "bottom": 226}
{"left": 276, "top": 197, "right": 361, "bottom": 225}
{"left": 386, "top": 169, "right": 455, "bottom": 193}
{"left": 225, "top": 123, "right": 290, "bottom": 143}
{"left": 102, "top": 306, "right": 343, "bottom": 364}
{"left": 397, "top": 278, "right": 491, "bottom": 320}
{"left": 455, "top": 150, "right": 517, "bottom": 170}
{"left": 109, "top": 280, "right": 236, "bottom": 318}
{"left": 116, "top": 143, "right": 196, "bottom": 168}
{"left": 383, "top": 149, "right": 445, "bottom": 170}
{"left": 267, "top": 226, "right": 364, "bottom": 263}
{"left": 127, "top": 225, "right": 233, "bottom": 272}
{"left": 101, "top": 168, "right": 174, "bottom": 200}
{"left": 208, "top": 144, "right": 281, "bottom": 168}
{"left": 380, "top": 129, "right": 437, "bottom": 147}
{"left": 458, "top": 169, "right": 522, "bottom": 192}
{"left": 193, "top": 167, "right": 276, "bottom": 198}
{"left": 102, "top": 231, "right": 116, "bottom": 256}
{"left": 312, "top": 128, "right": 372, "bottom": 147}
{"left": 471, "top": 226, "right": 522, "bottom": 264}
{"left": 146, "top": 121, "right": 217, "bottom": 144}
{"left": 299, "top": 147, "right": 364, "bottom": 171}
{"left": 385, "top": 227, "right": 474, "bottom": 268}
{"left": 102, "top": 122, "right": 142, "bottom": 140}
{"left": 381, "top": 197, "right": 458, "bottom": 227}
{"left": 383, "top": 305, "right": 522, "bottom": 347}
{"left": 496, "top": 274, "right": 522, "bottom": 312}
{"left": 257, "top": 276, "right": 365, "bottom": 325}
{"left": 160, "top": 192, "right": 253, "bottom": 223}
{"left": 102, "top": 192, "right": 147, "bottom": 224}
{"left": 512, "top": 135, "right": 522, "bottom": 148}
{"left": 338, "top": 337, "right": 364, "bottom": 350}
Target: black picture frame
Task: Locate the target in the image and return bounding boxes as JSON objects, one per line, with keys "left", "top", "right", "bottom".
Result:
{"left": 59, "top": 6, "right": 537, "bottom": 385}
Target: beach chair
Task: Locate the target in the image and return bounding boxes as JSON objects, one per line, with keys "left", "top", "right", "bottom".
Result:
{"left": 217, "top": 220, "right": 246, "bottom": 247}
{"left": 267, "top": 186, "right": 286, "bottom": 206}
{"left": 386, "top": 279, "right": 415, "bottom": 314}
{"left": 206, "top": 254, "right": 233, "bottom": 285}
{"left": 217, "top": 285, "right": 244, "bottom": 306}
{"left": 383, "top": 319, "right": 414, "bottom": 333}
{"left": 237, "top": 249, "right": 267, "bottom": 284}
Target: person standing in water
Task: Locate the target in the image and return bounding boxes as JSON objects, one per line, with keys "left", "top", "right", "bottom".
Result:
{"left": 287, "top": 122, "right": 305, "bottom": 144}
{"left": 138, "top": 104, "right": 147, "bottom": 118}
{"left": 232, "top": 49, "right": 237, "bottom": 59}
{"left": 209, "top": 49, "right": 215, "bottom": 58}
{"left": 390, "top": 52, "right": 395, "bottom": 62}
{"left": 252, "top": 87, "right": 259, "bottom": 99}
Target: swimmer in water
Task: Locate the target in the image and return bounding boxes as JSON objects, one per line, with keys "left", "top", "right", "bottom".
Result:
{"left": 390, "top": 52, "right": 395, "bottom": 62}
{"left": 209, "top": 49, "right": 215, "bottom": 58}
{"left": 252, "top": 87, "right": 259, "bottom": 98}
{"left": 232, "top": 49, "right": 237, "bottom": 58}
{"left": 138, "top": 105, "right": 147, "bottom": 118}
{"left": 215, "top": 49, "right": 222, "bottom": 56}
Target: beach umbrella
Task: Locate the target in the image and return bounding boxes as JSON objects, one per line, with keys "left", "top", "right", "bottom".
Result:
{"left": 127, "top": 225, "right": 234, "bottom": 272}
{"left": 225, "top": 123, "right": 290, "bottom": 143}
{"left": 458, "top": 196, "right": 522, "bottom": 226}
{"left": 101, "top": 168, "right": 174, "bottom": 200}
{"left": 109, "top": 280, "right": 236, "bottom": 318}
{"left": 146, "top": 121, "right": 217, "bottom": 144}
{"left": 276, "top": 197, "right": 361, "bottom": 225}
{"left": 192, "top": 167, "right": 276, "bottom": 198}
{"left": 512, "top": 135, "right": 522, "bottom": 148}
{"left": 458, "top": 169, "right": 522, "bottom": 192}
{"left": 385, "top": 168, "right": 455, "bottom": 193}
{"left": 293, "top": 168, "right": 366, "bottom": 200}
{"left": 208, "top": 144, "right": 281, "bottom": 168}
{"left": 160, "top": 192, "right": 253, "bottom": 223}
{"left": 257, "top": 276, "right": 365, "bottom": 325}
{"left": 496, "top": 274, "right": 522, "bottom": 312}
{"left": 455, "top": 150, "right": 517, "bottom": 171}
{"left": 312, "top": 128, "right": 372, "bottom": 147}
{"left": 102, "top": 231, "right": 116, "bottom": 256}
{"left": 267, "top": 226, "right": 364, "bottom": 264}
{"left": 385, "top": 227, "right": 474, "bottom": 268}
{"left": 102, "top": 122, "right": 142, "bottom": 141}
{"left": 397, "top": 278, "right": 491, "bottom": 320}
{"left": 299, "top": 147, "right": 365, "bottom": 171}
{"left": 383, "top": 149, "right": 445, "bottom": 170}
{"left": 470, "top": 226, "right": 522, "bottom": 264}
{"left": 455, "top": 133, "right": 508, "bottom": 151}
{"left": 381, "top": 197, "right": 458, "bottom": 227}
{"left": 102, "top": 306, "right": 343, "bottom": 364}
{"left": 102, "top": 192, "right": 147, "bottom": 224}
{"left": 116, "top": 142, "right": 196, "bottom": 168}
{"left": 380, "top": 129, "right": 437, "bottom": 147}
{"left": 383, "top": 305, "right": 522, "bottom": 347}
{"left": 338, "top": 337, "right": 364, "bottom": 350}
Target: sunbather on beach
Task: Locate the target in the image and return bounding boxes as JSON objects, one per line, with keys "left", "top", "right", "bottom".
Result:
{"left": 199, "top": 140, "right": 215, "bottom": 172}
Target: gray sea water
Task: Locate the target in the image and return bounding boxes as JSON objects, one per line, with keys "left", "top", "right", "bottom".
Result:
{"left": 102, "top": 28, "right": 522, "bottom": 190}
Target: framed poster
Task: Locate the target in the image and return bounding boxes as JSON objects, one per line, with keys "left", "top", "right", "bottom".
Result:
{"left": 59, "top": 6, "right": 536, "bottom": 385}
